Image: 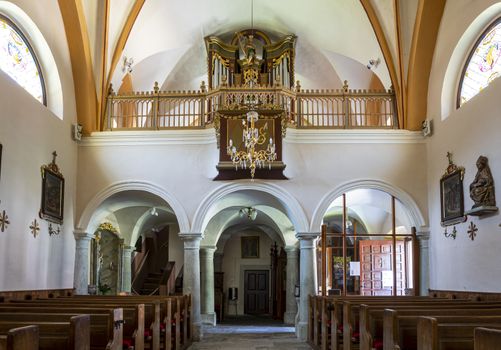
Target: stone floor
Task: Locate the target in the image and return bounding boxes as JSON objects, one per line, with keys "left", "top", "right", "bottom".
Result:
{"left": 187, "top": 315, "right": 312, "bottom": 350}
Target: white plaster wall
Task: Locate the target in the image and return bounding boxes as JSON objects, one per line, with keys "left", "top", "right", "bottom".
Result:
{"left": 219, "top": 230, "right": 274, "bottom": 316}
{"left": 426, "top": 0, "right": 501, "bottom": 292}
{"left": 168, "top": 223, "right": 184, "bottom": 278}
{"left": 77, "top": 134, "right": 428, "bottom": 235}
{"left": 0, "top": 72, "right": 77, "bottom": 291}
{"left": 0, "top": 0, "right": 77, "bottom": 292}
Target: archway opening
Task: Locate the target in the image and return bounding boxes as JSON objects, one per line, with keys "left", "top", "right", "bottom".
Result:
{"left": 199, "top": 188, "right": 299, "bottom": 330}
{"left": 318, "top": 188, "right": 417, "bottom": 296}
{"left": 84, "top": 189, "right": 184, "bottom": 296}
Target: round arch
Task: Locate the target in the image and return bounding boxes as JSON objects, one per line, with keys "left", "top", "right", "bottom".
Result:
{"left": 310, "top": 179, "right": 426, "bottom": 232}
{"left": 191, "top": 180, "right": 309, "bottom": 234}
{"left": 0, "top": 1, "right": 63, "bottom": 118}
{"left": 77, "top": 180, "right": 190, "bottom": 234}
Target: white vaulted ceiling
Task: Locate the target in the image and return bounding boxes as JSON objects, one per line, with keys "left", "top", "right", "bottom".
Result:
{"left": 104, "top": 0, "right": 391, "bottom": 92}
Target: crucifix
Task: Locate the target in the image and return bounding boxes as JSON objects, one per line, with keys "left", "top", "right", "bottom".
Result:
{"left": 446, "top": 151, "right": 453, "bottom": 165}
{"left": 51, "top": 151, "right": 57, "bottom": 165}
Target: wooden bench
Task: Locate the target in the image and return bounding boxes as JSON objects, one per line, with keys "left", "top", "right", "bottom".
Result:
{"left": 383, "top": 308, "right": 501, "bottom": 350}
{"left": 417, "top": 316, "right": 501, "bottom": 350}
{"left": 0, "top": 315, "right": 89, "bottom": 350}
{"left": 474, "top": 327, "right": 501, "bottom": 350}
{"left": 0, "top": 305, "right": 122, "bottom": 350}
{"left": 0, "top": 325, "right": 38, "bottom": 350}
{"left": 57, "top": 294, "right": 191, "bottom": 350}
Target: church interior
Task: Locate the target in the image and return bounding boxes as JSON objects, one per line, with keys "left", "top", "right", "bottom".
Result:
{"left": 1, "top": 0, "right": 501, "bottom": 348}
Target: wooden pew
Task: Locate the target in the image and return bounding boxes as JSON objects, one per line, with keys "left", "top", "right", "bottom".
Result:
{"left": 474, "top": 327, "right": 501, "bottom": 350}
{"left": 343, "top": 299, "right": 501, "bottom": 350}
{"left": 383, "top": 308, "right": 501, "bottom": 350}
{"left": 0, "top": 325, "right": 38, "bottom": 350}
{"left": 0, "top": 315, "right": 89, "bottom": 350}
{"left": 8, "top": 299, "right": 140, "bottom": 349}
{"left": 58, "top": 294, "right": 190, "bottom": 350}
{"left": 0, "top": 305, "right": 122, "bottom": 350}
{"left": 417, "top": 316, "right": 501, "bottom": 350}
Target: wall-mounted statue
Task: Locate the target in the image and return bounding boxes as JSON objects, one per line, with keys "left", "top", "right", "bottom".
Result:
{"left": 466, "top": 155, "right": 498, "bottom": 216}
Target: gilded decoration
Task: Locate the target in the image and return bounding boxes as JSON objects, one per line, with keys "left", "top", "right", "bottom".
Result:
{"left": 440, "top": 152, "right": 467, "bottom": 229}
{"left": 98, "top": 222, "right": 119, "bottom": 235}
{"left": 30, "top": 219, "right": 40, "bottom": 238}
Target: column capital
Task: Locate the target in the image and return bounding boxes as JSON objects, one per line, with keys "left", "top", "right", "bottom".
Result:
{"left": 284, "top": 245, "right": 299, "bottom": 253}
{"left": 295, "top": 232, "right": 320, "bottom": 240}
{"left": 73, "top": 230, "right": 94, "bottom": 241}
{"left": 200, "top": 245, "right": 217, "bottom": 256}
{"left": 416, "top": 226, "right": 430, "bottom": 241}
{"left": 180, "top": 232, "right": 203, "bottom": 250}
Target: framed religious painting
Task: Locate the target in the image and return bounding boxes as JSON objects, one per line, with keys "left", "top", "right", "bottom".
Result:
{"left": 40, "top": 152, "right": 64, "bottom": 224}
{"left": 241, "top": 236, "right": 259, "bottom": 258}
{"left": 440, "top": 154, "right": 466, "bottom": 226}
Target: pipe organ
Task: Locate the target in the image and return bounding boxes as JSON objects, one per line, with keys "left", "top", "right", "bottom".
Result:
{"left": 205, "top": 29, "right": 296, "bottom": 89}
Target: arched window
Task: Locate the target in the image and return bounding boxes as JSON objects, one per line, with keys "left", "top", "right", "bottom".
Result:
{"left": 458, "top": 18, "right": 501, "bottom": 107}
{"left": 0, "top": 14, "right": 45, "bottom": 105}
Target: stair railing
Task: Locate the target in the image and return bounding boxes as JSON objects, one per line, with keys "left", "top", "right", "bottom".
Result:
{"left": 131, "top": 250, "right": 150, "bottom": 293}
{"left": 159, "top": 261, "right": 176, "bottom": 296}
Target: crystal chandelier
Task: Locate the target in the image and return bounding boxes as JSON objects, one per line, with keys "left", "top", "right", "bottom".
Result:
{"left": 227, "top": 110, "right": 277, "bottom": 179}
{"left": 239, "top": 207, "right": 258, "bottom": 220}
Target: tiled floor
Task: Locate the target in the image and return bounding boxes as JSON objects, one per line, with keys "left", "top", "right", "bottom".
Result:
{"left": 187, "top": 316, "right": 312, "bottom": 350}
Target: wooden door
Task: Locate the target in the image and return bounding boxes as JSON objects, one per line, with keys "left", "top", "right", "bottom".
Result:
{"left": 360, "top": 240, "right": 406, "bottom": 296}
{"left": 244, "top": 270, "right": 269, "bottom": 315}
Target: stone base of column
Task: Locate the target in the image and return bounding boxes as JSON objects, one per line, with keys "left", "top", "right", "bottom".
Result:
{"left": 201, "top": 312, "right": 216, "bottom": 326}
{"left": 192, "top": 322, "right": 203, "bottom": 341}
{"left": 284, "top": 311, "right": 297, "bottom": 325}
{"left": 296, "top": 321, "right": 308, "bottom": 341}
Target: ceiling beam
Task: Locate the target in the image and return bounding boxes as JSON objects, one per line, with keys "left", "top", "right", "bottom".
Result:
{"left": 360, "top": 0, "right": 403, "bottom": 129}
{"left": 98, "top": 0, "right": 110, "bottom": 132}
{"left": 100, "top": 0, "right": 146, "bottom": 130}
{"left": 406, "top": 0, "right": 446, "bottom": 131}
{"left": 58, "top": 0, "right": 98, "bottom": 134}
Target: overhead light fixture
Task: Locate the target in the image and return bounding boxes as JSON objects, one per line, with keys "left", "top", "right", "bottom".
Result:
{"left": 226, "top": 0, "right": 277, "bottom": 179}
{"left": 367, "top": 58, "right": 380, "bottom": 70}
{"left": 150, "top": 207, "right": 158, "bottom": 216}
{"left": 239, "top": 207, "right": 257, "bottom": 221}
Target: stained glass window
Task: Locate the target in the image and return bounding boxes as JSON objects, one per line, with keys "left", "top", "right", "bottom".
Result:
{"left": 0, "top": 15, "right": 45, "bottom": 105}
{"left": 458, "top": 18, "right": 501, "bottom": 107}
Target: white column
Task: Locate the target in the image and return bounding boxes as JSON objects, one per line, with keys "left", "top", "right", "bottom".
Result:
{"left": 416, "top": 227, "right": 430, "bottom": 296}
{"left": 200, "top": 246, "right": 217, "bottom": 325}
{"left": 180, "top": 232, "right": 203, "bottom": 341}
{"left": 73, "top": 230, "right": 94, "bottom": 295}
{"left": 284, "top": 245, "right": 299, "bottom": 325}
{"left": 121, "top": 246, "right": 134, "bottom": 294}
{"left": 296, "top": 232, "right": 320, "bottom": 340}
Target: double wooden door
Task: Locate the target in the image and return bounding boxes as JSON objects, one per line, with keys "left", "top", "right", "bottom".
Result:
{"left": 360, "top": 240, "right": 406, "bottom": 296}
{"left": 244, "top": 270, "right": 269, "bottom": 315}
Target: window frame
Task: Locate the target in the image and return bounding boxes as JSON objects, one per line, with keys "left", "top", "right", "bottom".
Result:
{"left": 0, "top": 13, "right": 46, "bottom": 106}
{"left": 457, "top": 16, "right": 501, "bottom": 109}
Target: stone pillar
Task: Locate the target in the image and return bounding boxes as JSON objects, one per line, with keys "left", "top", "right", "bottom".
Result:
{"left": 200, "top": 246, "right": 217, "bottom": 325}
{"left": 73, "top": 230, "right": 94, "bottom": 295}
{"left": 284, "top": 245, "right": 299, "bottom": 325}
{"left": 121, "top": 246, "right": 134, "bottom": 294}
{"left": 180, "top": 232, "right": 203, "bottom": 340}
{"left": 416, "top": 227, "right": 430, "bottom": 296}
{"left": 296, "top": 232, "right": 320, "bottom": 340}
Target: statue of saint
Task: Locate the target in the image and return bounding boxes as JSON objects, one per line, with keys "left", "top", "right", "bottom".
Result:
{"left": 470, "top": 156, "right": 496, "bottom": 208}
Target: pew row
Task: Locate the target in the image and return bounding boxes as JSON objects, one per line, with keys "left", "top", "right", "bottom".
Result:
{"left": 0, "top": 325, "right": 38, "bottom": 350}
{"left": 474, "top": 327, "right": 501, "bottom": 350}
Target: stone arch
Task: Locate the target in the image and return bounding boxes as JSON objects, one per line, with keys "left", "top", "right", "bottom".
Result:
{"left": 191, "top": 180, "right": 309, "bottom": 234}
{"left": 310, "top": 179, "right": 426, "bottom": 232}
{"left": 77, "top": 180, "right": 190, "bottom": 234}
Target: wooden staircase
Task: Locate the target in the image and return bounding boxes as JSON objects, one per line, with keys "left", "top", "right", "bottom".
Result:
{"left": 139, "top": 271, "right": 164, "bottom": 295}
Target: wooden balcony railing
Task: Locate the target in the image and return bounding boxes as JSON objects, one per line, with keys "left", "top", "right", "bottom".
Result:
{"left": 105, "top": 81, "right": 397, "bottom": 131}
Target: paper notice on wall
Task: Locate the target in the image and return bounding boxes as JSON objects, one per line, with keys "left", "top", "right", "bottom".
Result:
{"left": 382, "top": 270, "right": 393, "bottom": 288}
{"left": 349, "top": 262, "right": 360, "bottom": 276}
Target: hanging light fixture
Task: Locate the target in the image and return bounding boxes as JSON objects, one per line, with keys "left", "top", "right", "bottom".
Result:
{"left": 227, "top": 0, "right": 277, "bottom": 179}
{"left": 239, "top": 207, "right": 258, "bottom": 220}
